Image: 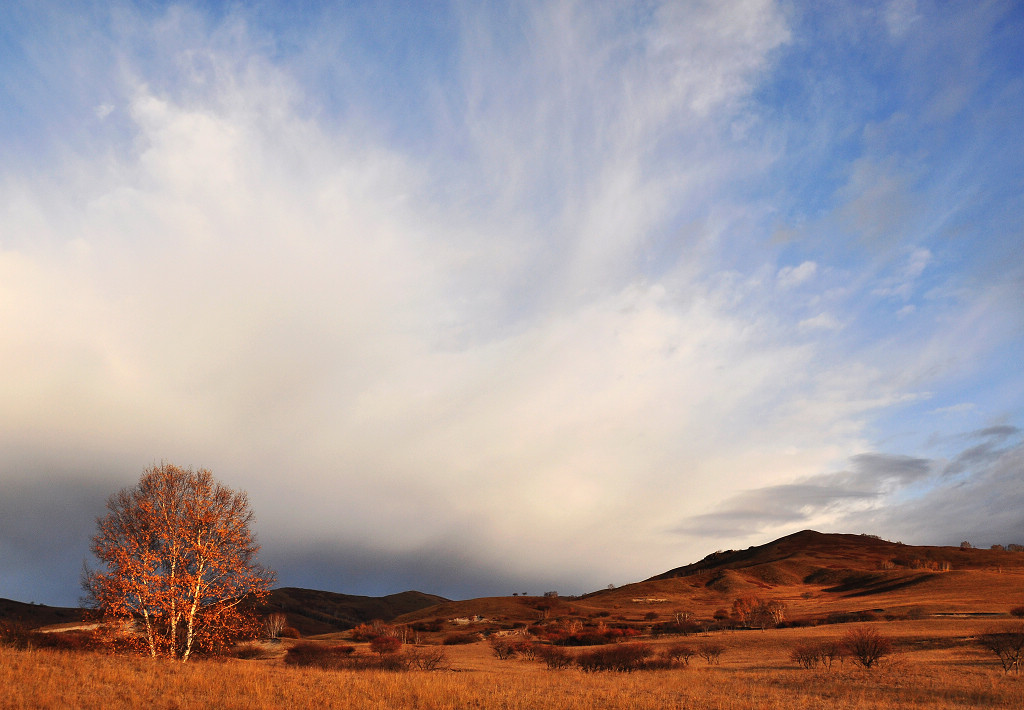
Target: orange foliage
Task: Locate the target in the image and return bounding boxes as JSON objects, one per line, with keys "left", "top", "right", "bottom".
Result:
{"left": 83, "top": 463, "right": 275, "bottom": 661}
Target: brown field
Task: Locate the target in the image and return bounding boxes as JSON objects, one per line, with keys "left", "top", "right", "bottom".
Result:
{"left": 3, "top": 618, "right": 1023, "bottom": 709}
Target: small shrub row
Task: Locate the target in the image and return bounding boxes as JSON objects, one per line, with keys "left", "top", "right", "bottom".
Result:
{"left": 791, "top": 629, "right": 892, "bottom": 670}
{"left": 283, "top": 642, "right": 448, "bottom": 671}
{"left": 790, "top": 641, "right": 844, "bottom": 669}
{"left": 0, "top": 624, "right": 104, "bottom": 654}
{"left": 533, "top": 642, "right": 722, "bottom": 672}
{"left": 284, "top": 643, "right": 357, "bottom": 669}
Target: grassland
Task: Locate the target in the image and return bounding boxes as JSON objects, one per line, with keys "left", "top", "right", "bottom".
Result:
{"left": 6, "top": 533, "right": 1022, "bottom": 707}
{"left": 3, "top": 618, "right": 1023, "bottom": 709}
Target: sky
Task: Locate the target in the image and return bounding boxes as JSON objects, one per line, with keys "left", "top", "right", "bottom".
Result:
{"left": 1, "top": 0, "right": 1022, "bottom": 607}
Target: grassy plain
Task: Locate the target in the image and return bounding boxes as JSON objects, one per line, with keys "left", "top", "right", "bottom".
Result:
{"left": 3, "top": 619, "right": 1023, "bottom": 709}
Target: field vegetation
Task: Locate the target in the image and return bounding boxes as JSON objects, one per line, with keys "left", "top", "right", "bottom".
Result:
{"left": 3, "top": 617, "right": 1024, "bottom": 709}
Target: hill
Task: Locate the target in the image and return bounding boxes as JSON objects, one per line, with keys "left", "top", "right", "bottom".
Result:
{"left": 6, "top": 531, "right": 1023, "bottom": 637}
{"left": 572, "top": 530, "right": 1024, "bottom": 621}
{"left": 1, "top": 588, "right": 447, "bottom": 637}
{"left": 0, "top": 598, "right": 86, "bottom": 629}
{"left": 392, "top": 531, "right": 1024, "bottom": 634}
{"left": 258, "top": 588, "right": 449, "bottom": 636}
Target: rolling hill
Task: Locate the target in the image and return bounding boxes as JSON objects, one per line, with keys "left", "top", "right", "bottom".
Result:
{"left": 7, "top": 530, "right": 1023, "bottom": 636}
{"left": 392, "top": 531, "right": 1024, "bottom": 631}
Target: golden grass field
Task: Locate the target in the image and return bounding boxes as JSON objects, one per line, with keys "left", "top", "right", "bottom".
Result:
{"left": 3, "top": 618, "right": 1023, "bottom": 709}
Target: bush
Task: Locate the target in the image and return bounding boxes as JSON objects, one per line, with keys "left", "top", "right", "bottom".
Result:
{"left": 663, "top": 643, "right": 696, "bottom": 666}
{"left": 29, "top": 631, "right": 103, "bottom": 653}
{"left": 232, "top": 643, "right": 266, "bottom": 659}
{"left": 410, "top": 619, "right": 443, "bottom": 633}
{"left": 978, "top": 625, "right": 1024, "bottom": 674}
{"left": 283, "top": 643, "right": 356, "bottom": 669}
{"left": 697, "top": 643, "right": 725, "bottom": 665}
{"left": 575, "top": 643, "right": 653, "bottom": 672}
{"left": 405, "top": 646, "right": 450, "bottom": 671}
{"left": 370, "top": 635, "right": 402, "bottom": 657}
{"left": 791, "top": 643, "right": 821, "bottom": 669}
{"left": 490, "top": 637, "right": 519, "bottom": 659}
{"left": 1009, "top": 606, "right": 1024, "bottom": 619}
{"left": 536, "top": 645, "right": 574, "bottom": 670}
{"left": 442, "top": 632, "right": 478, "bottom": 646}
{"left": 0, "top": 621, "right": 31, "bottom": 649}
{"left": 843, "top": 628, "right": 892, "bottom": 669}
{"left": 279, "top": 626, "right": 301, "bottom": 639}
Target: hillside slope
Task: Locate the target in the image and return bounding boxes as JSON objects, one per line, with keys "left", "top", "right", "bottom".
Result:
{"left": 260, "top": 588, "right": 449, "bottom": 636}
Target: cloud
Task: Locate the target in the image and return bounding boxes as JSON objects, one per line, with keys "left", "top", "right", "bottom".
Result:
{"left": 777, "top": 261, "right": 817, "bottom": 288}
{"left": 0, "top": 1, "right": 1021, "bottom": 604}
{"left": 885, "top": 0, "right": 921, "bottom": 39}
{"left": 798, "top": 313, "right": 842, "bottom": 331}
{"left": 673, "top": 428, "right": 1021, "bottom": 546}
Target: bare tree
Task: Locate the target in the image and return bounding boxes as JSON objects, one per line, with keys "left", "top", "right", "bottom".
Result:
{"left": 264, "top": 612, "right": 287, "bottom": 640}
{"left": 83, "top": 463, "right": 275, "bottom": 661}
{"left": 978, "top": 625, "right": 1024, "bottom": 674}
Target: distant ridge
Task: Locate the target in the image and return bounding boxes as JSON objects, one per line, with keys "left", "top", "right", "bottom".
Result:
{"left": 1, "top": 588, "right": 448, "bottom": 635}
{"left": 647, "top": 530, "right": 1024, "bottom": 582}
{"left": 260, "top": 587, "right": 449, "bottom": 636}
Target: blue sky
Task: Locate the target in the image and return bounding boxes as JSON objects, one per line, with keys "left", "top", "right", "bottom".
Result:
{"left": 1, "top": 0, "right": 1022, "bottom": 606}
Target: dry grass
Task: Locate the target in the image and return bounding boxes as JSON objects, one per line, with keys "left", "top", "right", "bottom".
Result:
{"left": 3, "top": 619, "right": 1024, "bottom": 709}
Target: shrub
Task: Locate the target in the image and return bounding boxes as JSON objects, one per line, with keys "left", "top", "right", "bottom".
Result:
{"left": 0, "top": 621, "right": 31, "bottom": 649}
{"left": 405, "top": 646, "right": 450, "bottom": 671}
{"left": 790, "top": 643, "right": 821, "bottom": 669}
{"left": 442, "top": 632, "right": 478, "bottom": 646}
{"left": 370, "top": 635, "right": 402, "bottom": 657}
{"left": 512, "top": 640, "right": 538, "bottom": 660}
{"left": 410, "top": 619, "right": 443, "bottom": 633}
{"left": 349, "top": 623, "right": 379, "bottom": 642}
{"left": 29, "top": 631, "right": 103, "bottom": 653}
{"left": 663, "top": 643, "right": 696, "bottom": 666}
{"left": 283, "top": 643, "right": 356, "bottom": 669}
{"left": 575, "top": 643, "right": 654, "bottom": 672}
{"left": 697, "top": 643, "right": 725, "bottom": 665}
{"left": 1009, "top": 606, "right": 1024, "bottom": 619}
{"left": 843, "top": 628, "right": 892, "bottom": 669}
{"left": 536, "top": 645, "right": 574, "bottom": 670}
{"left": 232, "top": 643, "right": 266, "bottom": 659}
{"left": 978, "top": 625, "right": 1024, "bottom": 674}
{"left": 279, "top": 626, "right": 301, "bottom": 639}
{"left": 490, "top": 637, "right": 518, "bottom": 659}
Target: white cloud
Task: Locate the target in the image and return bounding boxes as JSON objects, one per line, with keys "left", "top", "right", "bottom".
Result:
{"left": 798, "top": 313, "right": 841, "bottom": 331}
{"left": 885, "top": 0, "right": 921, "bottom": 39}
{"left": 777, "top": 260, "right": 817, "bottom": 288}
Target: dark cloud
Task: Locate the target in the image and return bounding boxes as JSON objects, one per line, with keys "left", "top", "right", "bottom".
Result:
{"left": 0, "top": 471, "right": 579, "bottom": 605}
{"left": 973, "top": 425, "right": 1020, "bottom": 440}
{"left": 261, "top": 541, "right": 576, "bottom": 600}
{"left": 847, "top": 440, "right": 1024, "bottom": 547}
{"left": 0, "top": 476, "right": 118, "bottom": 606}
{"left": 673, "top": 453, "right": 933, "bottom": 538}
{"left": 847, "top": 453, "right": 932, "bottom": 485}
{"left": 674, "top": 483, "right": 877, "bottom": 537}
{"left": 672, "top": 429, "right": 1022, "bottom": 545}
